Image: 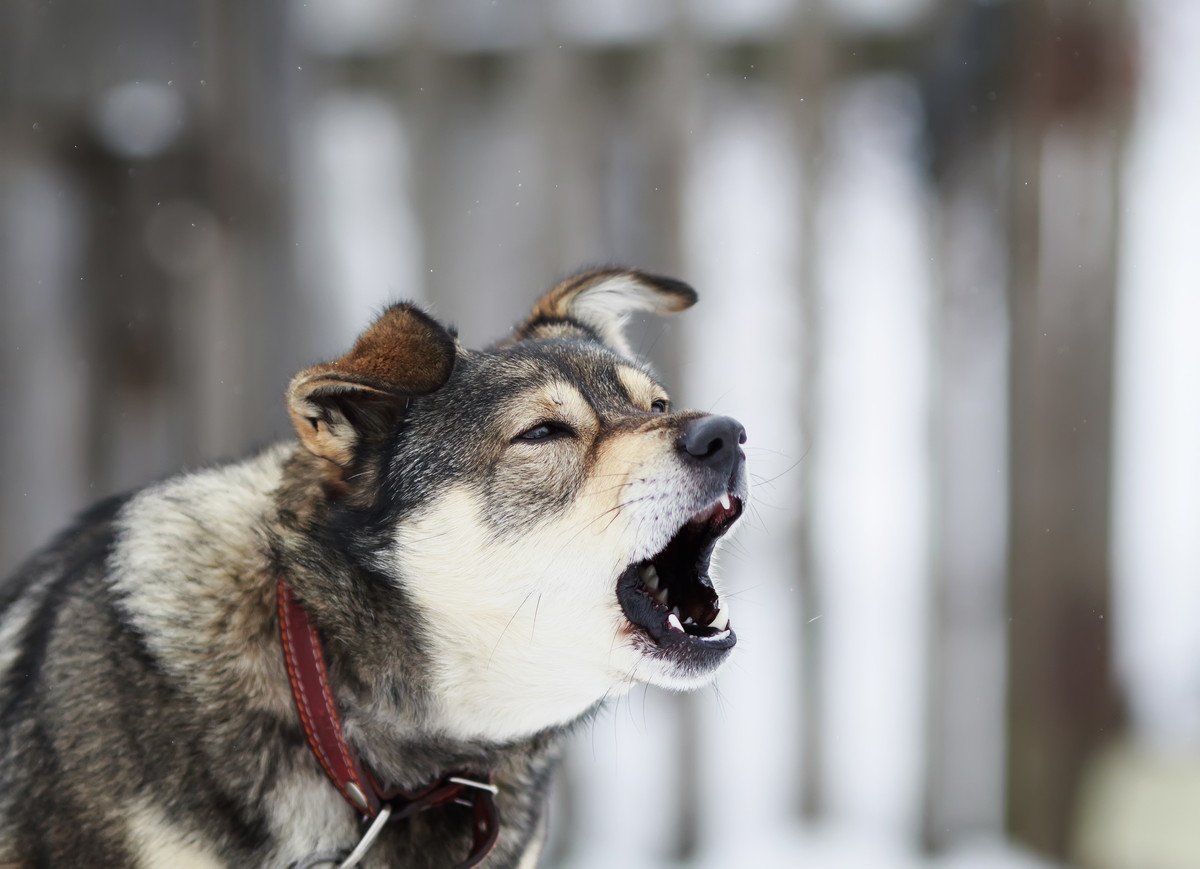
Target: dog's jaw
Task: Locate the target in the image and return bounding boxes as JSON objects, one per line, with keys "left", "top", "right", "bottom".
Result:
{"left": 389, "top": 464, "right": 747, "bottom": 743}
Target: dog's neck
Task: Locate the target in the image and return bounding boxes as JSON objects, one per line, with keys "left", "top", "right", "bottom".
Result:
{"left": 273, "top": 545, "right": 572, "bottom": 802}
{"left": 268, "top": 448, "right": 573, "bottom": 793}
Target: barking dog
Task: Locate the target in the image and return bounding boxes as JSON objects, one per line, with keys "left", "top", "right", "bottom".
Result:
{"left": 0, "top": 268, "right": 748, "bottom": 867}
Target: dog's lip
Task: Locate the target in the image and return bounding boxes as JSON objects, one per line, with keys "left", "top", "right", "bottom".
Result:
{"left": 616, "top": 493, "right": 742, "bottom": 655}
{"left": 687, "top": 492, "right": 742, "bottom": 536}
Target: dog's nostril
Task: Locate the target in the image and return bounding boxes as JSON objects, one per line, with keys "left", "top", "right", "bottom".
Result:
{"left": 679, "top": 416, "right": 746, "bottom": 468}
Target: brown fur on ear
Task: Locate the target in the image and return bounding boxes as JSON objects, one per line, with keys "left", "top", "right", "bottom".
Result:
{"left": 287, "top": 303, "right": 455, "bottom": 468}
{"left": 506, "top": 267, "right": 698, "bottom": 356}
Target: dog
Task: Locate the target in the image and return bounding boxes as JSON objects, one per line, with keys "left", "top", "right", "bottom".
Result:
{"left": 0, "top": 268, "right": 749, "bottom": 868}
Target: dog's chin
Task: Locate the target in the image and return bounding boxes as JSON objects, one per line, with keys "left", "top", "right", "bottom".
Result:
{"left": 615, "top": 492, "right": 742, "bottom": 685}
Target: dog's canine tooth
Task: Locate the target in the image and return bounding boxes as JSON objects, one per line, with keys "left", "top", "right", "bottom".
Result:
{"left": 708, "top": 604, "right": 730, "bottom": 631}
{"left": 639, "top": 562, "right": 660, "bottom": 591}
{"left": 667, "top": 613, "right": 684, "bottom": 633}
{"left": 719, "top": 493, "right": 732, "bottom": 511}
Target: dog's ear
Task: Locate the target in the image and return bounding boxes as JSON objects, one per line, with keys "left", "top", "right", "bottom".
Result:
{"left": 506, "top": 267, "right": 698, "bottom": 356}
{"left": 287, "top": 303, "right": 456, "bottom": 468}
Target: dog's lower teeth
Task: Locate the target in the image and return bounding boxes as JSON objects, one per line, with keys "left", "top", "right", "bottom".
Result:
{"left": 667, "top": 613, "right": 684, "bottom": 632}
{"left": 719, "top": 493, "right": 732, "bottom": 511}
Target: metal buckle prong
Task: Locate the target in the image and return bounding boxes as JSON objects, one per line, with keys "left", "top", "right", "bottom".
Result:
{"left": 337, "top": 804, "right": 393, "bottom": 869}
{"left": 448, "top": 776, "right": 499, "bottom": 796}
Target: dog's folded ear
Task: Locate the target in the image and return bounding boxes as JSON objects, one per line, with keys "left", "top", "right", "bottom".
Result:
{"left": 287, "top": 303, "right": 456, "bottom": 468}
{"left": 506, "top": 267, "right": 698, "bottom": 356}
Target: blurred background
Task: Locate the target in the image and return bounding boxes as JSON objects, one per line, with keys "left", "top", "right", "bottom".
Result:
{"left": 2, "top": 0, "right": 1198, "bottom": 866}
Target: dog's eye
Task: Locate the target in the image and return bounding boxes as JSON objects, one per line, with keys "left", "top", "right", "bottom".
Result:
{"left": 650, "top": 399, "right": 669, "bottom": 414}
{"left": 515, "top": 421, "right": 574, "bottom": 442}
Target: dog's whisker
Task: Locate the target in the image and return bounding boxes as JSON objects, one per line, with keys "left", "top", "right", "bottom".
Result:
{"left": 716, "top": 546, "right": 748, "bottom": 563}
{"left": 530, "top": 593, "right": 542, "bottom": 642}
{"left": 541, "top": 495, "right": 655, "bottom": 570}
{"left": 487, "top": 589, "right": 538, "bottom": 668}
{"left": 743, "top": 445, "right": 796, "bottom": 458}
{"left": 705, "top": 387, "right": 735, "bottom": 414}
{"left": 754, "top": 458, "right": 806, "bottom": 488}
{"left": 585, "top": 482, "right": 638, "bottom": 496}
{"left": 721, "top": 585, "right": 767, "bottom": 605}
{"left": 395, "top": 530, "right": 458, "bottom": 547}
{"left": 749, "top": 503, "right": 771, "bottom": 533}
{"left": 743, "top": 493, "right": 788, "bottom": 511}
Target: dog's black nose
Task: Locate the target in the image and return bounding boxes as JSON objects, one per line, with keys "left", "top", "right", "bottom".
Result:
{"left": 679, "top": 415, "right": 747, "bottom": 473}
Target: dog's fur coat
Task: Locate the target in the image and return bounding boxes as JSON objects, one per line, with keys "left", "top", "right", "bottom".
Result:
{"left": 0, "top": 269, "right": 747, "bottom": 867}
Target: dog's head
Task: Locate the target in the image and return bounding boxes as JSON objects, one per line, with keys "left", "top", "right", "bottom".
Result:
{"left": 286, "top": 268, "right": 748, "bottom": 741}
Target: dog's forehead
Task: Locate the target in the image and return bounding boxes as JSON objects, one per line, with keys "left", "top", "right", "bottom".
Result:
{"left": 457, "top": 339, "right": 663, "bottom": 413}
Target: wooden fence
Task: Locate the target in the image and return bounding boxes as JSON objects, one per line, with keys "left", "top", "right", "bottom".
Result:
{"left": 0, "top": 0, "right": 1152, "bottom": 864}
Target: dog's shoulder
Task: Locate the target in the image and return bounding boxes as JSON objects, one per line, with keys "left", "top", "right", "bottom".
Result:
{"left": 108, "top": 443, "right": 293, "bottom": 695}
{"left": 0, "top": 445, "right": 298, "bottom": 867}
{"left": 1, "top": 443, "right": 293, "bottom": 700}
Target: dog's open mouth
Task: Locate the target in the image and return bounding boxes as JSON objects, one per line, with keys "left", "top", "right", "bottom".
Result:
{"left": 617, "top": 493, "right": 743, "bottom": 654}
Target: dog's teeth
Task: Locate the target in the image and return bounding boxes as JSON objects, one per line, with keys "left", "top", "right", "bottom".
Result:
{"left": 654, "top": 587, "right": 669, "bottom": 606}
{"left": 639, "top": 563, "right": 660, "bottom": 592}
{"left": 708, "top": 604, "right": 730, "bottom": 631}
{"left": 667, "top": 613, "right": 684, "bottom": 633}
{"left": 719, "top": 493, "right": 732, "bottom": 511}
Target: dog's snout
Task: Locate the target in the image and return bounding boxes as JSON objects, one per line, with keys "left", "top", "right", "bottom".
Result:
{"left": 678, "top": 415, "right": 746, "bottom": 473}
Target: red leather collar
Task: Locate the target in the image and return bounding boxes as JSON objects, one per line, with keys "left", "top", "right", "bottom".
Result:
{"left": 277, "top": 577, "right": 500, "bottom": 867}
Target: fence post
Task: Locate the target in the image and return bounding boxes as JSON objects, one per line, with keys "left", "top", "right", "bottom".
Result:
{"left": 1004, "top": 0, "right": 1132, "bottom": 858}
